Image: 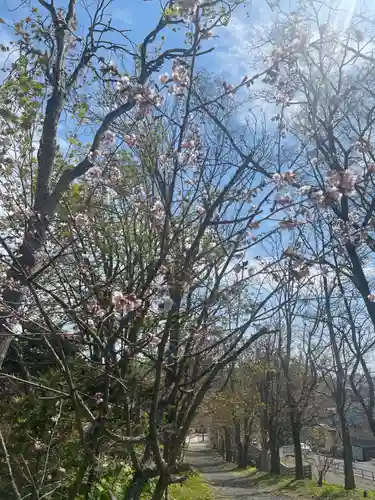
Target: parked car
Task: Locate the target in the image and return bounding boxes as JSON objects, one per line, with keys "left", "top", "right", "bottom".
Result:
{"left": 301, "top": 442, "right": 312, "bottom": 452}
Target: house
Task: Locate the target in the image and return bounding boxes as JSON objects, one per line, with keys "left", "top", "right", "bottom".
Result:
{"left": 313, "top": 378, "right": 375, "bottom": 462}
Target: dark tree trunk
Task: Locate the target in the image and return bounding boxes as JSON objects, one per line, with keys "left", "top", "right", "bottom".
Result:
{"left": 269, "top": 432, "right": 280, "bottom": 475}
{"left": 323, "top": 275, "right": 355, "bottom": 491}
{"left": 340, "top": 411, "right": 355, "bottom": 490}
{"left": 219, "top": 430, "right": 225, "bottom": 457}
{"left": 291, "top": 416, "right": 304, "bottom": 479}
{"left": 151, "top": 476, "right": 168, "bottom": 500}
{"left": 260, "top": 411, "right": 269, "bottom": 472}
{"left": 239, "top": 416, "right": 251, "bottom": 468}
{"left": 122, "top": 472, "right": 149, "bottom": 500}
{"left": 241, "top": 439, "right": 249, "bottom": 468}
{"left": 224, "top": 426, "right": 232, "bottom": 462}
{"left": 260, "top": 447, "right": 268, "bottom": 471}
{"left": 234, "top": 418, "right": 242, "bottom": 466}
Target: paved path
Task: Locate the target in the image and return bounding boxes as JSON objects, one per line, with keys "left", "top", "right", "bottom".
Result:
{"left": 186, "top": 442, "right": 288, "bottom": 500}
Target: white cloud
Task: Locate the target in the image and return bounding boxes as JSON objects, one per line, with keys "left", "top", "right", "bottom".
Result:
{"left": 111, "top": 6, "right": 132, "bottom": 26}
{"left": 213, "top": 15, "right": 271, "bottom": 82}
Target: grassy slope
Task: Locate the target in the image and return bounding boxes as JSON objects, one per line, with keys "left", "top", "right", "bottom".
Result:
{"left": 166, "top": 467, "right": 375, "bottom": 500}
{"left": 169, "top": 474, "right": 214, "bottom": 500}
{"left": 236, "top": 468, "right": 375, "bottom": 499}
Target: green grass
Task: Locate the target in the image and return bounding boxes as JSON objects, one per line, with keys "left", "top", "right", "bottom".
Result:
{"left": 169, "top": 474, "right": 214, "bottom": 500}
{"left": 236, "top": 467, "right": 375, "bottom": 499}
{"left": 282, "top": 479, "right": 375, "bottom": 499}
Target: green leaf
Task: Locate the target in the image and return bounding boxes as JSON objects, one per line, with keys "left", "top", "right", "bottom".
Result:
{"left": 68, "top": 137, "right": 81, "bottom": 146}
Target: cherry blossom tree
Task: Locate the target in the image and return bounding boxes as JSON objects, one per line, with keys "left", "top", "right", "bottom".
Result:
{"left": 0, "top": 2, "right": 297, "bottom": 498}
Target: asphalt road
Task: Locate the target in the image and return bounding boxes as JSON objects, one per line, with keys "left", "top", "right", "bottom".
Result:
{"left": 306, "top": 453, "right": 375, "bottom": 489}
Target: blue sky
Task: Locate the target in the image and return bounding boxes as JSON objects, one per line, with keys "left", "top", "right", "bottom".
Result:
{"left": 0, "top": 0, "right": 368, "bottom": 260}
{"left": 0, "top": 0, "right": 364, "bottom": 76}
{"left": 0, "top": 0, "right": 270, "bottom": 79}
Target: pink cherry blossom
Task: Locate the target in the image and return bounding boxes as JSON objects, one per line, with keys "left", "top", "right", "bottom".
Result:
{"left": 299, "top": 185, "right": 311, "bottom": 195}
{"left": 181, "top": 139, "right": 196, "bottom": 149}
{"left": 87, "top": 297, "right": 106, "bottom": 318}
{"left": 159, "top": 73, "right": 169, "bottom": 84}
{"left": 171, "top": 59, "right": 189, "bottom": 94}
{"left": 224, "top": 83, "right": 235, "bottom": 94}
{"left": 272, "top": 173, "right": 282, "bottom": 184}
{"left": 325, "top": 186, "right": 343, "bottom": 203}
{"left": 115, "top": 75, "right": 130, "bottom": 91}
{"left": 88, "top": 150, "right": 100, "bottom": 161}
{"left": 327, "top": 169, "right": 358, "bottom": 195}
{"left": 174, "top": 0, "right": 198, "bottom": 16}
{"left": 124, "top": 133, "right": 137, "bottom": 147}
{"left": 86, "top": 166, "right": 102, "bottom": 179}
{"left": 151, "top": 201, "right": 165, "bottom": 221}
{"left": 201, "top": 30, "right": 213, "bottom": 40}
{"left": 112, "top": 291, "right": 142, "bottom": 316}
{"left": 284, "top": 171, "right": 296, "bottom": 183}
{"left": 102, "top": 130, "right": 116, "bottom": 147}
{"left": 277, "top": 195, "right": 292, "bottom": 206}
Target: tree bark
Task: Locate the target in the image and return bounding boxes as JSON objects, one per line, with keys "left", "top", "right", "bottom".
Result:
{"left": 151, "top": 476, "right": 167, "bottom": 500}
{"left": 122, "top": 472, "right": 149, "bottom": 500}
{"left": 224, "top": 426, "right": 232, "bottom": 462}
{"left": 323, "top": 277, "right": 355, "bottom": 490}
{"left": 260, "top": 431, "right": 269, "bottom": 471}
{"left": 234, "top": 418, "right": 242, "bottom": 466}
{"left": 239, "top": 416, "right": 251, "bottom": 468}
{"left": 260, "top": 408, "right": 269, "bottom": 471}
{"left": 219, "top": 429, "right": 225, "bottom": 457}
{"left": 340, "top": 410, "right": 355, "bottom": 490}
{"left": 269, "top": 431, "right": 280, "bottom": 475}
{"left": 291, "top": 416, "right": 304, "bottom": 479}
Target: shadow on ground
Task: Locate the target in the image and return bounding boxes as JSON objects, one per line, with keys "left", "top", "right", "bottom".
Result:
{"left": 186, "top": 443, "right": 288, "bottom": 500}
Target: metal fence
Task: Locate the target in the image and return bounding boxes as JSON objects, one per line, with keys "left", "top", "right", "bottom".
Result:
{"left": 331, "top": 461, "right": 375, "bottom": 482}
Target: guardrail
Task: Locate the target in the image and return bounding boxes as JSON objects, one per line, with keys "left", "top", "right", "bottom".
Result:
{"left": 331, "top": 461, "right": 375, "bottom": 482}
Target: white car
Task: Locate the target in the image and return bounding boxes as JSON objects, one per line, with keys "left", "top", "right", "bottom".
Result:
{"left": 301, "top": 442, "right": 312, "bottom": 452}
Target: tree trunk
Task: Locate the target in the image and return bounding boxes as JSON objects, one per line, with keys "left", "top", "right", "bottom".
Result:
{"left": 219, "top": 430, "right": 225, "bottom": 457}
{"left": 260, "top": 411, "right": 269, "bottom": 472}
{"left": 340, "top": 412, "right": 355, "bottom": 490}
{"left": 122, "top": 472, "right": 149, "bottom": 500}
{"left": 323, "top": 277, "right": 355, "bottom": 490}
{"left": 224, "top": 426, "right": 232, "bottom": 462}
{"left": 269, "top": 432, "right": 280, "bottom": 475}
{"left": 291, "top": 417, "right": 304, "bottom": 479}
{"left": 239, "top": 416, "right": 251, "bottom": 468}
{"left": 68, "top": 459, "right": 90, "bottom": 500}
{"left": 151, "top": 476, "right": 167, "bottom": 500}
{"left": 234, "top": 418, "right": 242, "bottom": 466}
{"left": 260, "top": 432, "right": 269, "bottom": 471}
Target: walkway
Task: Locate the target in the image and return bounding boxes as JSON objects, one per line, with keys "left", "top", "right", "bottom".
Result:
{"left": 186, "top": 442, "right": 288, "bottom": 500}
